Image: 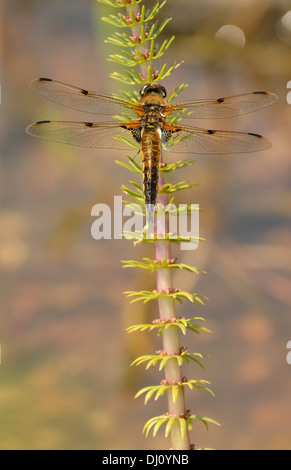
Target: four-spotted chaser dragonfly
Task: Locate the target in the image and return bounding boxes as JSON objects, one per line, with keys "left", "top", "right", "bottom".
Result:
{"left": 26, "top": 78, "right": 278, "bottom": 221}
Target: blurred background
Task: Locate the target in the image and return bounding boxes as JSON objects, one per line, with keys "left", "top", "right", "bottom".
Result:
{"left": 1, "top": 0, "right": 291, "bottom": 450}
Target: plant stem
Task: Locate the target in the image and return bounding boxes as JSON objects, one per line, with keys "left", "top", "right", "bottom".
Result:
{"left": 125, "top": 2, "right": 153, "bottom": 81}
{"left": 123, "top": 1, "right": 192, "bottom": 449}
{"left": 154, "top": 154, "right": 191, "bottom": 450}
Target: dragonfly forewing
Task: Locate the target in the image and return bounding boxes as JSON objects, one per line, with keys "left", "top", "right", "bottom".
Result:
{"left": 29, "top": 78, "right": 141, "bottom": 119}
{"left": 163, "top": 91, "right": 278, "bottom": 119}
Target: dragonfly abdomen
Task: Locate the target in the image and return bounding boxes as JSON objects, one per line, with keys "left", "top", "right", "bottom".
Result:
{"left": 141, "top": 129, "right": 160, "bottom": 221}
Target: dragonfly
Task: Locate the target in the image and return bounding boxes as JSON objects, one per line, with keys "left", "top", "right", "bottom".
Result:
{"left": 26, "top": 78, "right": 278, "bottom": 222}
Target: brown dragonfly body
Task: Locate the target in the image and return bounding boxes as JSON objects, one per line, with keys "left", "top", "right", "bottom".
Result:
{"left": 26, "top": 78, "right": 278, "bottom": 221}
{"left": 135, "top": 84, "right": 168, "bottom": 216}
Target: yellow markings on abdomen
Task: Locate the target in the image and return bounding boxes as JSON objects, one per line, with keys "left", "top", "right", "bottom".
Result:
{"left": 141, "top": 129, "right": 160, "bottom": 208}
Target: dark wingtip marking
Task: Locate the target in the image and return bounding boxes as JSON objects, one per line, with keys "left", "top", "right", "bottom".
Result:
{"left": 217, "top": 97, "right": 225, "bottom": 103}
{"left": 248, "top": 132, "right": 263, "bottom": 138}
{"left": 36, "top": 120, "right": 51, "bottom": 124}
{"left": 81, "top": 89, "right": 89, "bottom": 95}
{"left": 39, "top": 77, "right": 52, "bottom": 82}
{"left": 85, "top": 122, "right": 94, "bottom": 127}
{"left": 253, "top": 91, "right": 267, "bottom": 95}
{"left": 207, "top": 129, "right": 215, "bottom": 134}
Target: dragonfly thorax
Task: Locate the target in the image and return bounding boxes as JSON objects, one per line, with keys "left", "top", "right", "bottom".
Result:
{"left": 140, "top": 103, "right": 165, "bottom": 130}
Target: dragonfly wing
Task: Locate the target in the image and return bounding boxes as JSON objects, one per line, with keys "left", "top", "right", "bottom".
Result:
{"left": 163, "top": 91, "right": 278, "bottom": 119}
{"left": 29, "top": 78, "right": 141, "bottom": 118}
{"left": 26, "top": 120, "right": 140, "bottom": 150}
{"left": 162, "top": 124, "right": 272, "bottom": 154}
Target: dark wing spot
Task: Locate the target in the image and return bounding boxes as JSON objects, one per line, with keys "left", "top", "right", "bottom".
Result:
{"left": 161, "top": 128, "right": 178, "bottom": 146}
{"left": 207, "top": 129, "right": 215, "bottom": 134}
{"left": 119, "top": 125, "right": 142, "bottom": 143}
{"left": 39, "top": 78, "right": 52, "bottom": 82}
{"left": 248, "top": 132, "right": 263, "bottom": 138}
{"left": 253, "top": 91, "right": 267, "bottom": 95}
{"left": 131, "top": 127, "right": 142, "bottom": 143}
{"left": 217, "top": 97, "right": 225, "bottom": 103}
{"left": 36, "top": 120, "right": 51, "bottom": 124}
{"left": 85, "top": 122, "right": 94, "bottom": 127}
{"left": 81, "top": 89, "right": 89, "bottom": 95}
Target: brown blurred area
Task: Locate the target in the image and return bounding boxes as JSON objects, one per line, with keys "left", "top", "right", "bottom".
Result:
{"left": 1, "top": 0, "right": 291, "bottom": 450}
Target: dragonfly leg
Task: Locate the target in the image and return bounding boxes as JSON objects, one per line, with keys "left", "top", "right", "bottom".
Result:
{"left": 132, "top": 148, "right": 141, "bottom": 160}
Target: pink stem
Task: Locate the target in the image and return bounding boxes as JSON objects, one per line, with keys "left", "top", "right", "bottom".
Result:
{"left": 125, "top": 1, "right": 191, "bottom": 449}
{"left": 154, "top": 153, "right": 191, "bottom": 450}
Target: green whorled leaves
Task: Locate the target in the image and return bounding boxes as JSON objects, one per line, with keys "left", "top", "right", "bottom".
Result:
{"left": 122, "top": 257, "right": 204, "bottom": 274}
{"left": 166, "top": 83, "right": 188, "bottom": 102}
{"left": 161, "top": 159, "right": 196, "bottom": 173}
{"left": 98, "top": 0, "right": 183, "bottom": 84}
{"left": 166, "top": 131, "right": 197, "bottom": 150}
{"left": 115, "top": 155, "right": 142, "bottom": 174}
{"left": 124, "top": 289, "right": 207, "bottom": 306}
{"left": 120, "top": 181, "right": 202, "bottom": 218}
{"left": 115, "top": 155, "right": 197, "bottom": 176}
{"left": 98, "top": 0, "right": 144, "bottom": 8}
{"left": 159, "top": 181, "right": 200, "bottom": 194}
{"left": 126, "top": 316, "right": 212, "bottom": 336}
{"left": 119, "top": 187, "right": 203, "bottom": 243}
{"left": 113, "top": 89, "right": 140, "bottom": 103}
{"left": 122, "top": 230, "right": 202, "bottom": 245}
{"left": 135, "top": 379, "right": 214, "bottom": 405}
{"left": 131, "top": 351, "right": 209, "bottom": 371}
{"left": 100, "top": 1, "right": 167, "bottom": 27}
{"left": 143, "top": 414, "right": 221, "bottom": 439}
{"left": 187, "top": 415, "right": 221, "bottom": 432}
{"left": 106, "top": 18, "right": 171, "bottom": 48}
{"left": 109, "top": 61, "right": 183, "bottom": 85}
{"left": 108, "top": 37, "right": 175, "bottom": 67}
{"left": 121, "top": 182, "right": 143, "bottom": 204}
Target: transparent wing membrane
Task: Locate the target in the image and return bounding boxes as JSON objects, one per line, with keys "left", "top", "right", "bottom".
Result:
{"left": 26, "top": 120, "right": 139, "bottom": 150}
{"left": 163, "top": 92, "right": 278, "bottom": 119}
{"left": 163, "top": 125, "right": 272, "bottom": 154}
{"left": 29, "top": 78, "right": 141, "bottom": 118}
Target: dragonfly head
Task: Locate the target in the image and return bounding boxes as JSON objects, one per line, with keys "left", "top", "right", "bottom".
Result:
{"left": 140, "top": 83, "right": 167, "bottom": 99}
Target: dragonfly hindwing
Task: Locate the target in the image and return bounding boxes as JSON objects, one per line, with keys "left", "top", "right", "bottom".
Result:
{"left": 161, "top": 127, "right": 181, "bottom": 145}
{"left": 129, "top": 126, "right": 143, "bottom": 143}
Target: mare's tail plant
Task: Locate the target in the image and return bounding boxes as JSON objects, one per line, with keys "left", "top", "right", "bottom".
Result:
{"left": 97, "top": 0, "right": 220, "bottom": 449}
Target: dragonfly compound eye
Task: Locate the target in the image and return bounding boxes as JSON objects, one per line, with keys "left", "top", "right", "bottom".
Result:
{"left": 140, "top": 84, "right": 152, "bottom": 96}
{"left": 158, "top": 85, "right": 167, "bottom": 98}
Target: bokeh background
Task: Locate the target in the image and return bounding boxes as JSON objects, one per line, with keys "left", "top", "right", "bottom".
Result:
{"left": 1, "top": 0, "right": 291, "bottom": 450}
